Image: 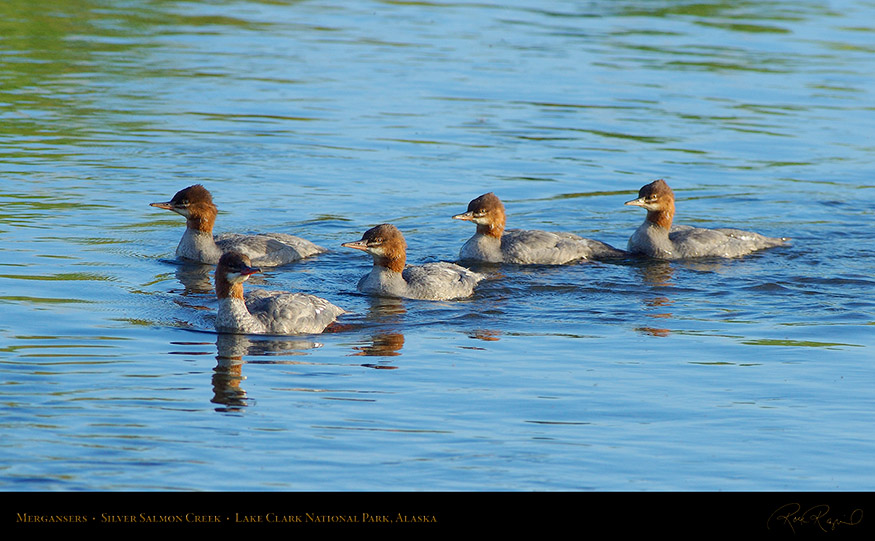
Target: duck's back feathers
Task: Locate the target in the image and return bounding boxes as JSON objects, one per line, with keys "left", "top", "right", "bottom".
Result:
{"left": 666, "top": 226, "right": 787, "bottom": 259}
{"left": 215, "top": 233, "right": 326, "bottom": 267}
{"left": 400, "top": 262, "right": 484, "bottom": 300}
{"left": 244, "top": 289, "right": 345, "bottom": 335}
{"left": 500, "top": 229, "right": 626, "bottom": 264}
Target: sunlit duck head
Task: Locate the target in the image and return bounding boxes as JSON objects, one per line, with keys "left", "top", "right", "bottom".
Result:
{"left": 151, "top": 184, "right": 218, "bottom": 233}
{"left": 624, "top": 179, "right": 675, "bottom": 229}
{"left": 451, "top": 192, "right": 506, "bottom": 238}
{"left": 215, "top": 251, "right": 261, "bottom": 300}
{"left": 341, "top": 224, "right": 407, "bottom": 273}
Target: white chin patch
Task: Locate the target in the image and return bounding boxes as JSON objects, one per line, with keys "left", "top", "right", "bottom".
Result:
{"left": 229, "top": 272, "right": 249, "bottom": 283}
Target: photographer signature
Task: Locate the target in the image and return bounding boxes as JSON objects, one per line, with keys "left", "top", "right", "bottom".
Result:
{"left": 767, "top": 503, "right": 862, "bottom": 533}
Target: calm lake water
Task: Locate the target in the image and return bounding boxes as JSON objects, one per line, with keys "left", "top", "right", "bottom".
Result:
{"left": 1, "top": 0, "right": 873, "bottom": 492}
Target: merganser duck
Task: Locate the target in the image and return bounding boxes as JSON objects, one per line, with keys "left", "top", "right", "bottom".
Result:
{"left": 214, "top": 251, "right": 344, "bottom": 334}
{"left": 624, "top": 179, "right": 788, "bottom": 259}
{"left": 151, "top": 184, "right": 325, "bottom": 266}
{"left": 452, "top": 192, "right": 626, "bottom": 264}
{"left": 341, "top": 224, "right": 484, "bottom": 300}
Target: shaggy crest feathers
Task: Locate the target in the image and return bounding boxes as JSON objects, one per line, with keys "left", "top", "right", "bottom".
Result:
{"left": 215, "top": 251, "right": 259, "bottom": 300}
{"left": 465, "top": 192, "right": 506, "bottom": 238}
{"left": 356, "top": 224, "right": 407, "bottom": 273}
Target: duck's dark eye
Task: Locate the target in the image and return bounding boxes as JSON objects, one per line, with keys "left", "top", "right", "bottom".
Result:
{"left": 371, "top": 237, "right": 383, "bottom": 244}
{"left": 474, "top": 210, "right": 486, "bottom": 217}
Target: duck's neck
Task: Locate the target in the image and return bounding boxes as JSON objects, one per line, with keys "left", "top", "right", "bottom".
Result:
{"left": 461, "top": 233, "right": 503, "bottom": 263}
{"left": 215, "top": 277, "right": 264, "bottom": 333}
{"left": 359, "top": 263, "right": 409, "bottom": 297}
{"left": 177, "top": 228, "right": 223, "bottom": 263}
{"left": 477, "top": 215, "right": 505, "bottom": 239}
{"left": 216, "top": 275, "right": 245, "bottom": 301}
{"left": 372, "top": 247, "right": 406, "bottom": 274}
{"left": 216, "top": 296, "right": 263, "bottom": 333}
{"left": 186, "top": 203, "right": 217, "bottom": 234}
{"left": 629, "top": 209, "right": 675, "bottom": 259}
{"left": 645, "top": 203, "right": 674, "bottom": 230}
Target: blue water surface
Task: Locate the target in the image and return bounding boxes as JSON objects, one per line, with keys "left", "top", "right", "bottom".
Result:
{"left": 1, "top": 0, "right": 873, "bottom": 491}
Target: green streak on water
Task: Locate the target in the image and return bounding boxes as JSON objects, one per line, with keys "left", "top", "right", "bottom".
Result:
{"left": 697, "top": 22, "right": 791, "bottom": 33}
{"left": 0, "top": 295, "right": 92, "bottom": 304}
{"left": 742, "top": 339, "right": 864, "bottom": 349}
{"left": 0, "top": 273, "right": 113, "bottom": 281}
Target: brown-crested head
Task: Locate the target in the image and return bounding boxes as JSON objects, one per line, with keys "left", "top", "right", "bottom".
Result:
{"left": 341, "top": 223, "right": 407, "bottom": 273}
{"left": 215, "top": 251, "right": 260, "bottom": 299}
{"left": 151, "top": 184, "right": 217, "bottom": 232}
{"left": 452, "top": 192, "right": 505, "bottom": 238}
{"left": 624, "top": 179, "right": 675, "bottom": 229}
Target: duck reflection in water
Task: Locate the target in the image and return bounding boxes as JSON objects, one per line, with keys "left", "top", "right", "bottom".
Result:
{"left": 352, "top": 332, "right": 404, "bottom": 366}
{"left": 352, "top": 332, "right": 404, "bottom": 357}
{"left": 470, "top": 329, "right": 501, "bottom": 342}
{"left": 173, "top": 261, "right": 217, "bottom": 295}
{"left": 635, "top": 260, "right": 675, "bottom": 338}
{"left": 211, "top": 333, "right": 324, "bottom": 410}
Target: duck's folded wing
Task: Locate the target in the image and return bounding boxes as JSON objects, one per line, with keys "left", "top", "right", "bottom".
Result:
{"left": 245, "top": 289, "right": 344, "bottom": 334}
{"left": 402, "top": 262, "right": 484, "bottom": 300}
{"left": 669, "top": 226, "right": 786, "bottom": 258}
{"left": 216, "top": 233, "right": 326, "bottom": 266}
{"left": 502, "top": 229, "right": 625, "bottom": 264}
